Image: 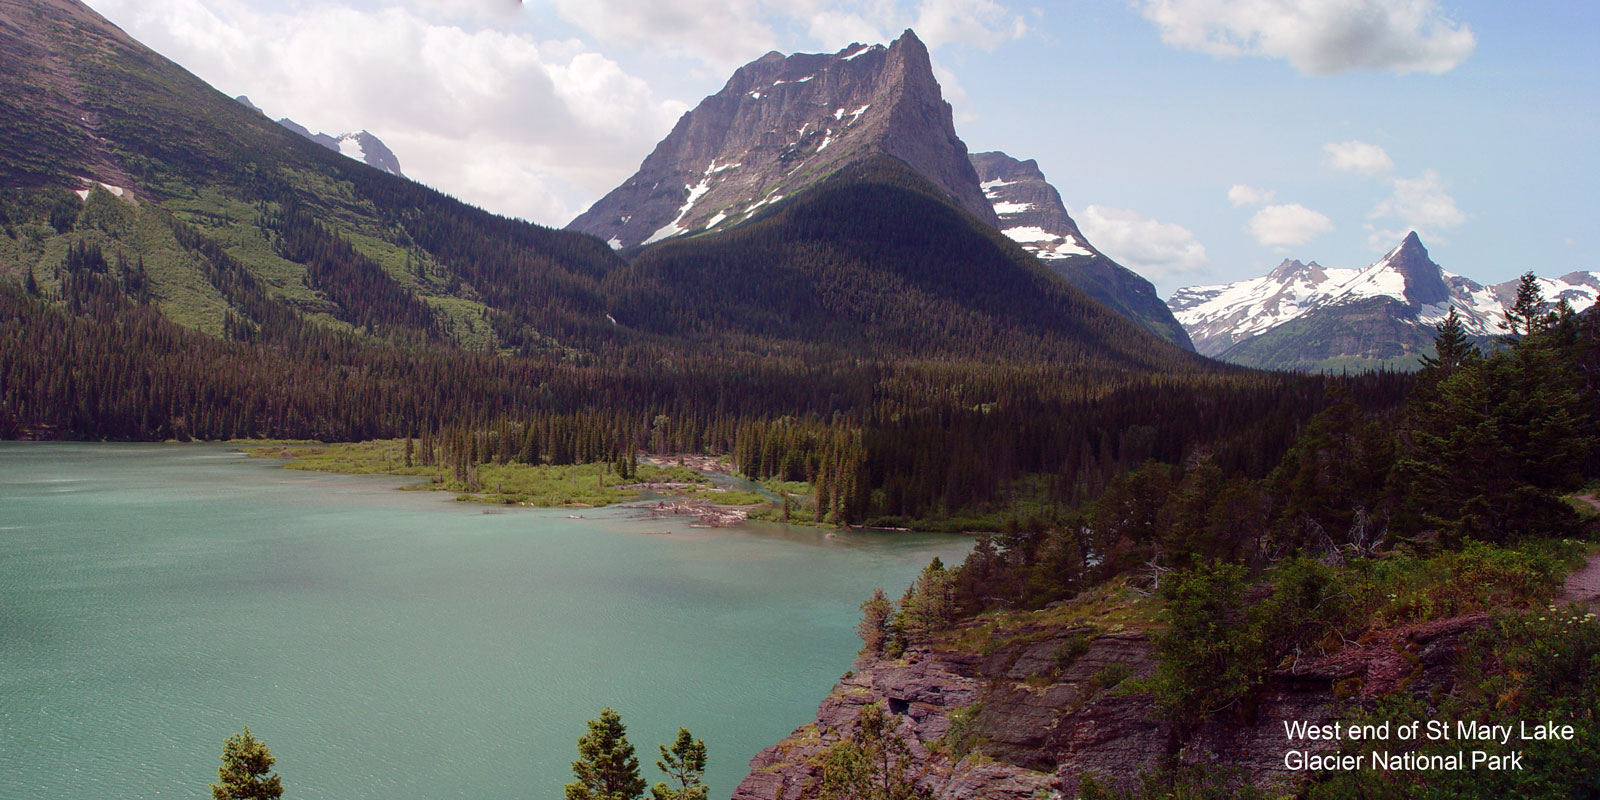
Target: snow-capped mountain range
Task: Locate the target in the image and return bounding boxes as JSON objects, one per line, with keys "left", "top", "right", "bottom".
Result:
{"left": 235, "top": 95, "right": 404, "bottom": 177}
{"left": 1169, "top": 231, "right": 1599, "bottom": 365}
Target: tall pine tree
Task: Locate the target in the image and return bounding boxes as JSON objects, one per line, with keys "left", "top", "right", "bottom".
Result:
{"left": 566, "top": 708, "right": 646, "bottom": 800}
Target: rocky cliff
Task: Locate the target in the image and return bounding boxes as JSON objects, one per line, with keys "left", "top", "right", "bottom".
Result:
{"left": 970, "top": 151, "right": 1194, "bottom": 350}
{"left": 567, "top": 30, "right": 995, "bottom": 249}
{"left": 734, "top": 591, "right": 1488, "bottom": 798}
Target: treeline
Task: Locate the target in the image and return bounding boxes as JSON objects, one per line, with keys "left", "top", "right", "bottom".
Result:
{"left": 727, "top": 370, "right": 1407, "bottom": 525}
{"left": 1, "top": 268, "right": 1403, "bottom": 521}
{"left": 935, "top": 281, "right": 1599, "bottom": 614}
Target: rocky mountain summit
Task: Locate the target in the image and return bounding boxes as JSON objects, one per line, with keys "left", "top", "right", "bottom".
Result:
{"left": 567, "top": 32, "right": 1190, "bottom": 348}
{"left": 971, "top": 151, "right": 1193, "bottom": 349}
{"left": 1170, "top": 232, "right": 1599, "bottom": 368}
{"left": 567, "top": 30, "right": 994, "bottom": 249}
{"left": 234, "top": 95, "right": 404, "bottom": 177}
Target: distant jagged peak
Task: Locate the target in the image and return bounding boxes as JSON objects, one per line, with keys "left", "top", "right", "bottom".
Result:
{"left": 1385, "top": 230, "right": 1450, "bottom": 306}
{"left": 1267, "top": 258, "right": 1327, "bottom": 283}
{"left": 1168, "top": 229, "right": 1600, "bottom": 363}
{"left": 234, "top": 96, "right": 405, "bottom": 178}
{"left": 1329, "top": 231, "right": 1449, "bottom": 309}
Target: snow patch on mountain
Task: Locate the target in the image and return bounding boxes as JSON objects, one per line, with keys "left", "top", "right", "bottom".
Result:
{"left": 337, "top": 136, "right": 366, "bottom": 163}
{"left": 74, "top": 178, "right": 129, "bottom": 201}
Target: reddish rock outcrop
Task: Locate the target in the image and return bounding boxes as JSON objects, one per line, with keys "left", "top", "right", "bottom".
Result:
{"left": 734, "top": 612, "right": 1491, "bottom": 799}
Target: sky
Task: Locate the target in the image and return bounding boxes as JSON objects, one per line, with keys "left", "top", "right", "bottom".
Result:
{"left": 80, "top": 0, "right": 1599, "bottom": 296}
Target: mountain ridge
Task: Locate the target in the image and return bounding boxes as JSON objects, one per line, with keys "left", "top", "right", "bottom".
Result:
{"left": 1170, "top": 232, "right": 1600, "bottom": 368}
{"left": 970, "top": 150, "right": 1193, "bottom": 350}
{"left": 233, "top": 95, "right": 404, "bottom": 177}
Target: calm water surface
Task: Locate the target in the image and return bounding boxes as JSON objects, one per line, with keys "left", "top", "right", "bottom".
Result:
{"left": 0, "top": 443, "right": 971, "bottom": 799}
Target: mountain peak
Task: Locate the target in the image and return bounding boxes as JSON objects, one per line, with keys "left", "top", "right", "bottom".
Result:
{"left": 1377, "top": 231, "right": 1448, "bottom": 306}
{"left": 267, "top": 114, "right": 404, "bottom": 177}
{"left": 971, "top": 150, "right": 1195, "bottom": 350}
{"left": 567, "top": 29, "right": 994, "bottom": 248}
{"left": 1266, "top": 258, "right": 1327, "bottom": 282}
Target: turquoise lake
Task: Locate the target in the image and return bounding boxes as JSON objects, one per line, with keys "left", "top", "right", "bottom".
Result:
{"left": 0, "top": 443, "right": 972, "bottom": 799}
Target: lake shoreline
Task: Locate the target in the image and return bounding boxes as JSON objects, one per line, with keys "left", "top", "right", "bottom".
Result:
{"left": 233, "top": 439, "right": 775, "bottom": 523}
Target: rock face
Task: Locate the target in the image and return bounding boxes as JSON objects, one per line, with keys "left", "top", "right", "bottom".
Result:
{"left": 233, "top": 96, "right": 405, "bottom": 177}
{"left": 567, "top": 30, "right": 995, "bottom": 249}
{"left": 971, "top": 151, "right": 1194, "bottom": 350}
{"left": 1169, "top": 232, "right": 1600, "bottom": 368}
{"left": 734, "top": 614, "right": 1488, "bottom": 799}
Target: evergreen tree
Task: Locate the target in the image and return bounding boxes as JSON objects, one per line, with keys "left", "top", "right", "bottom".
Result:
{"left": 566, "top": 708, "right": 646, "bottom": 800}
{"left": 817, "top": 703, "right": 927, "bottom": 800}
{"left": 856, "top": 588, "right": 894, "bottom": 657}
{"left": 1500, "top": 272, "right": 1547, "bottom": 339}
{"left": 650, "top": 728, "right": 708, "bottom": 800}
{"left": 898, "top": 558, "right": 955, "bottom": 638}
{"left": 210, "top": 728, "right": 283, "bottom": 800}
{"left": 1391, "top": 327, "right": 1593, "bottom": 541}
{"left": 1419, "top": 306, "right": 1477, "bottom": 375}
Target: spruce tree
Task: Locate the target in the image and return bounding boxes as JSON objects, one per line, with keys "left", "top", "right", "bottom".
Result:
{"left": 899, "top": 558, "right": 955, "bottom": 638}
{"left": 566, "top": 708, "right": 646, "bottom": 800}
{"left": 856, "top": 588, "right": 893, "bottom": 657}
{"left": 1419, "top": 306, "right": 1477, "bottom": 374}
{"left": 1500, "top": 272, "right": 1547, "bottom": 339}
{"left": 210, "top": 728, "right": 282, "bottom": 800}
{"left": 650, "top": 728, "right": 708, "bottom": 800}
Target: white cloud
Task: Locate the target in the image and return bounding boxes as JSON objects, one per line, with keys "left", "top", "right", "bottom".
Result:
{"left": 1366, "top": 168, "right": 1464, "bottom": 247}
{"left": 546, "top": 0, "right": 778, "bottom": 70}
{"left": 403, "top": 0, "right": 524, "bottom": 25}
{"left": 1323, "top": 140, "right": 1395, "bottom": 176}
{"left": 1318, "top": 140, "right": 1464, "bottom": 250}
{"left": 912, "top": 0, "right": 1028, "bottom": 49}
{"left": 805, "top": 10, "right": 893, "bottom": 50}
{"left": 84, "top": 0, "right": 687, "bottom": 226}
{"left": 1227, "top": 184, "right": 1275, "bottom": 207}
{"left": 1075, "top": 205, "right": 1209, "bottom": 278}
{"left": 1246, "top": 203, "right": 1334, "bottom": 248}
{"left": 1136, "top": 0, "right": 1476, "bottom": 75}
{"left": 547, "top": 0, "right": 1027, "bottom": 66}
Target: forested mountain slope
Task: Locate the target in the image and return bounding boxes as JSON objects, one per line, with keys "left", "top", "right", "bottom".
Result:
{"left": 610, "top": 157, "right": 1206, "bottom": 370}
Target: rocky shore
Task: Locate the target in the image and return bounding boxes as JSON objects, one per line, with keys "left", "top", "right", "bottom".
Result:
{"left": 733, "top": 610, "right": 1489, "bottom": 799}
